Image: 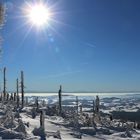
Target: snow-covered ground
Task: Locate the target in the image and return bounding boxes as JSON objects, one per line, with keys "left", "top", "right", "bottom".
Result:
{"left": 0, "top": 93, "right": 140, "bottom": 139}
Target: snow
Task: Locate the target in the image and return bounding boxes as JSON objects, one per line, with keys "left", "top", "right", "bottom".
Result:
{"left": 0, "top": 93, "right": 140, "bottom": 139}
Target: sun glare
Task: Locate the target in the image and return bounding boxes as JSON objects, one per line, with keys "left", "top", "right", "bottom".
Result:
{"left": 26, "top": 3, "right": 51, "bottom": 27}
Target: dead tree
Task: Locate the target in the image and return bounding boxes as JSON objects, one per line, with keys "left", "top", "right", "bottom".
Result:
{"left": 0, "top": 4, "right": 6, "bottom": 60}
{"left": 40, "top": 110, "right": 45, "bottom": 129}
{"left": 0, "top": 4, "right": 6, "bottom": 101}
{"left": 93, "top": 100, "right": 95, "bottom": 116}
{"left": 76, "top": 96, "right": 79, "bottom": 115}
{"left": 14, "top": 92, "right": 16, "bottom": 101}
{"left": 3, "top": 67, "right": 6, "bottom": 100}
{"left": 58, "top": 85, "right": 62, "bottom": 116}
{"left": 35, "top": 97, "right": 39, "bottom": 111}
{"left": 95, "top": 95, "right": 100, "bottom": 114}
{"left": 0, "top": 95, "right": 1, "bottom": 101}
{"left": 6, "top": 93, "right": 9, "bottom": 101}
{"left": 16, "top": 78, "right": 19, "bottom": 108}
{"left": 80, "top": 105, "right": 82, "bottom": 115}
{"left": 10, "top": 93, "right": 13, "bottom": 101}
{"left": 0, "top": 4, "right": 5, "bottom": 28}
{"left": 73, "top": 96, "right": 80, "bottom": 136}
{"left": 95, "top": 95, "right": 100, "bottom": 121}
{"left": 21, "top": 71, "right": 24, "bottom": 108}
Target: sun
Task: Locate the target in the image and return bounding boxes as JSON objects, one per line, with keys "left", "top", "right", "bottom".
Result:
{"left": 25, "top": 2, "right": 52, "bottom": 27}
{"left": 29, "top": 4, "right": 50, "bottom": 27}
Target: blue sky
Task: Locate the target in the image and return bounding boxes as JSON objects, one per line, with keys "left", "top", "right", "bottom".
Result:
{"left": 0, "top": 0, "right": 140, "bottom": 92}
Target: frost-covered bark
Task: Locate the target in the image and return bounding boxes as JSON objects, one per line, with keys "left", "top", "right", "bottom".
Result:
{"left": 35, "top": 97, "right": 39, "bottom": 110}
{"left": 16, "top": 78, "right": 19, "bottom": 108}
{"left": 3, "top": 67, "right": 6, "bottom": 100}
{"left": 58, "top": 85, "right": 62, "bottom": 116}
{"left": 0, "top": 4, "right": 6, "bottom": 63}
{"left": 21, "top": 71, "right": 24, "bottom": 108}
{"left": 40, "top": 110, "right": 45, "bottom": 130}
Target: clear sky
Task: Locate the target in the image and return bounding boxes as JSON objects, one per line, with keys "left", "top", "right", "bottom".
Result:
{"left": 0, "top": 0, "right": 140, "bottom": 92}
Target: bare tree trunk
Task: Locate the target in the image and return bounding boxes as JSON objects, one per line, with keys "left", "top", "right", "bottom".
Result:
{"left": 0, "top": 4, "right": 6, "bottom": 60}
{"left": 93, "top": 100, "right": 95, "bottom": 117}
{"left": 0, "top": 4, "right": 6, "bottom": 102}
{"left": 0, "top": 4, "right": 5, "bottom": 27}
{"left": 3, "top": 67, "right": 6, "bottom": 101}
{"left": 21, "top": 71, "right": 24, "bottom": 108}
{"left": 40, "top": 111, "right": 45, "bottom": 130}
{"left": 14, "top": 92, "right": 16, "bottom": 101}
{"left": 76, "top": 96, "right": 78, "bottom": 115}
{"left": 17, "top": 78, "right": 19, "bottom": 108}
{"left": 58, "top": 85, "right": 62, "bottom": 116}
{"left": 80, "top": 105, "right": 82, "bottom": 115}
{"left": 35, "top": 97, "right": 39, "bottom": 111}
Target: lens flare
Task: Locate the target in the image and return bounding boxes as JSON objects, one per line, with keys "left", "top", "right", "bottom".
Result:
{"left": 28, "top": 4, "right": 50, "bottom": 27}
{"left": 24, "top": 2, "right": 52, "bottom": 28}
